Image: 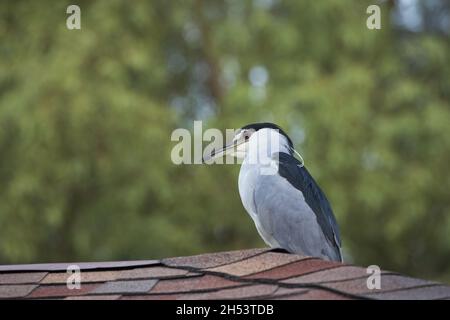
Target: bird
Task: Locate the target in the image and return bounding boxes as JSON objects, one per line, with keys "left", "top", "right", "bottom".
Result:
{"left": 203, "top": 122, "right": 342, "bottom": 262}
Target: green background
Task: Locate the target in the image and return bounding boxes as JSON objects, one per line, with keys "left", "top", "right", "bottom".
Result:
{"left": 1, "top": 0, "right": 449, "bottom": 283}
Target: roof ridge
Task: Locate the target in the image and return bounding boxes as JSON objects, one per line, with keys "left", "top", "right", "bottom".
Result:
{"left": 1, "top": 249, "right": 449, "bottom": 300}
{"left": 0, "top": 260, "right": 160, "bottom": 273}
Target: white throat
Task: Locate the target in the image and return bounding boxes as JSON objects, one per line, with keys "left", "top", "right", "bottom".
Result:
{"left": 244, "top": 128, "right": 291, "bottom": 165}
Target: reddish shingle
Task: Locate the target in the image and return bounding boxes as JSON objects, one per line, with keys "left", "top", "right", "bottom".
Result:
{"left": 245, "top": 258, "right": 341, "bottom": 280}
{"left": 207, "top": 252, "right": 306, "bottom": 276}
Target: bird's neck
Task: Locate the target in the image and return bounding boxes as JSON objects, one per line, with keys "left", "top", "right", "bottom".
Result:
{"left": 245, "top": 129, "right": 292, "bottom": 165}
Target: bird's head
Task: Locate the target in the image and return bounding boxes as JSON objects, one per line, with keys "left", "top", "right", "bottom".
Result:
{"left": 203, "top": 122, "right": 294, "bottom": 163}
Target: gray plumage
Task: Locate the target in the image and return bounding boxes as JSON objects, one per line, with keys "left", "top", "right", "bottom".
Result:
{"left": 238, "top": 153, "right": 342, "bottom": 262}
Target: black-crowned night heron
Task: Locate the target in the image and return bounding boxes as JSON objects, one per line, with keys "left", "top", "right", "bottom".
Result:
{"left": 204, "top": 122, "right": 342, "bottom": 262}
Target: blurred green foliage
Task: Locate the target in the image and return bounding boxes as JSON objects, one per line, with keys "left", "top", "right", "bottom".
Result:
{"left": 0, "top": 0, "right": 449, "bottom": 282}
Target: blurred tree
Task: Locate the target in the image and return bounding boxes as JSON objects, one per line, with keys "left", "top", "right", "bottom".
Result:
{"left": 0, "top": 0, "right": 449, "bottom": 282}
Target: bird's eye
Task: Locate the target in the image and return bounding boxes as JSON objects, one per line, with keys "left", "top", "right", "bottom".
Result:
{"left": 244, "top": 134, "right": 249, "bottom": 140}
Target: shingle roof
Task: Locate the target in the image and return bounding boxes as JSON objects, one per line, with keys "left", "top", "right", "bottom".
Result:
{"left": 1, "top": 248, "right": 449, "bottom": 300}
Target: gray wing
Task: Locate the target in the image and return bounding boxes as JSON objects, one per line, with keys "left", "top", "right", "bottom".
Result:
{"left": 276, "top": 152, "right": 341, "bottom": 247}
{"left": 252, "top": 152, "right": 342, "bottom": 261}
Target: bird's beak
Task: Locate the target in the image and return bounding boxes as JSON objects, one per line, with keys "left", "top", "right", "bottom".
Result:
{"left": 203, "top": 140, "right": 242, "bottom": 163}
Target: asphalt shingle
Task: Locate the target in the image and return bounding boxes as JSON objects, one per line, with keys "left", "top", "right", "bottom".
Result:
{"left": 245, "top": 258, "right": 341, "bottom": 280}
{"left": 366, "top": 285, "right": 450, "bottom": 300}
{"left": 0, "top": 248, "right": 448, "bottom": 300}
{"left": 0, "top": 272, "right": 47, "bottom": 285}
{"left": 181, "top": 284, "right": 278, "bottom": 300}
{"left": 65, "top": 295, "right": 121, "bottom": 300}
{"left": 150, "top": 274, "right": 242, "bottom": 294}
{"left": 322, "top": 274, "right": 435, "bottom": 295}
{"left": 28, "top": 284, "right": 100, "bottom": 298}
{"left": 206, "top": 251, "right": 306, "bottom": 276}
{"left": 118, "top": 266, "right": 192, "bottom": 280}
{"left": 0, "top": 260, "right": 159, "bottom": 272}
{"left": 41, "top": 270, "right": 121, "bottom": 284}
{"left": 0, "top": 284, "right": 37, "bottom": 299}
{"left": 92, "top": 279, "right": 157, "bottom": 295}
{"left": 162, "top": 248, "right": 268, "bottom": 269}
{"left": 274, "top": 289, "right": 353, "bottom": 300}
{"left": 282, "top": 266, "right": 382, "bottom": 284}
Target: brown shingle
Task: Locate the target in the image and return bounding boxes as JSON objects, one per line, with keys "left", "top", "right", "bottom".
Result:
{"left": 27, "top": 283, "right": 100, "bottom": 298}
{"left": 282, "top": 266, "right": 383, "bottom": 284}
{"left": 162, "top": 248, "right": 269, "bottom": 269}
{"left": 0, "top": 272, "right": 47, "bottom": 284}
{"left": 41, "top": 270, "right": 121, "bottom": 284}
{"left": 118, "top": 266, "right": 191, "bottom": 280}
{"left": 0, "top": 260, "right": 159, "bottom": 272}
{"left": 206, "top": 252, "right": 305, "bottom": 276}
{"left": 40, "top": 266, "right": 193, "bottom": 284}
{"left": 322, "top": 275, "right": 434, "bottom": 295}
{"left": 65, "top": 295, "right": 121, "bottom": 300}
{"left": 181, "top": 284, "right": 278, "bottom": 300}
{"left": 245, "top": 258, "right": 341, "bottom": 280}
{"left": 0, "top": 284, "right": 37, "bottom": 298}
{"left": 121, "top": 294, "right": 183, "bottom": 300}
{"left": 150, "top": 274, "right": 242, "bottom": 294}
